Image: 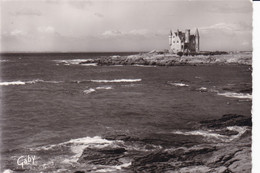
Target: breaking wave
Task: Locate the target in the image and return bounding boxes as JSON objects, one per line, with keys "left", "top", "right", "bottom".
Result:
{"left": 169, "top": 82, "right": 189, "bottom": 87}
{"left": 90, "top": 79, "right": 142, "bottom": 83}
{"left": 54, "top": 59, "right": 95, "bottom": 65}
{"left": 172, "top": 126, "right": 248, "bottom": 143}
{"left": 197, "top": 87, "right": 208, "bottom": 92}
{"left": 0, "top": 79, "right": 62, "bottom": 86}
{"left": 0, "top": 81, "right": 26, "bottom": 86}
{"left": 96, "top": 86, "right": 113, "bottom": 90}
{"left": 81, "top": 63, "right": 97, "bottom": 66}
{"left": 31, "top": 136, "right": 122, "bottom": 163}
{"left": 83, "top": 88, "right": 96, "bottom": 94}
{"left": 217, "top": 92, "right": 252, "bottom": 99}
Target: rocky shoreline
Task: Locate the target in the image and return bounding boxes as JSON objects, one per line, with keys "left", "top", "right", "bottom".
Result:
{"left": 80, "top": 52, "right": 252, "bottom": 66}
{"left": 76, "top": 114, "right": 251, "bottom": 173}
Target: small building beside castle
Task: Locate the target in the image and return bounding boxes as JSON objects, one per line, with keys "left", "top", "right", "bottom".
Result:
{"left": 169, "top": 29, "right": 199, "bottom": 54}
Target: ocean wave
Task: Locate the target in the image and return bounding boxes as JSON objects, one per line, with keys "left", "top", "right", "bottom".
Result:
{"left": 54, "top": 59, "right": 95, "bottom": 65}
{"left": 31, "top": 136, "right": 121, "bottom": 163}
{"left": 83, "top": 88, "right": 96, "bottom": 94}
{"left": 169, "top": 82, "right": 189, "bottom": 87}
{"left": 172, "top": 126, "right": 248, "bottom": 142}
{"left": 0, "top": 79, "right": 62, "bottom": 86}
{"left": 0, "top": 81, "right": 26, "bottom": 86}
{"left": 197, "top": 87, "right": 207, "bottom": 92}
{"left": 90, "top": 79, "right": 142, "bottom": 83}
{"left": 81, "top": 63, "right": 98, "bottom": 66}
{"left": 133, "top": 64, "right": 156, "bottom": 67}
{"left": 217, "top": 92, "right": 252, "bottom": 99}
{"left": 96, "top": 86, "right": 113, "bottom": 90}
{"left": 0, "top": 60, "right": 8, "bottom": 63}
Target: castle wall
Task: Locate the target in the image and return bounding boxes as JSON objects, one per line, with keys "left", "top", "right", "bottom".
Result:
{"left": 169, "top": 29, "right": 199, "bottom": 54}
{"left": 170, "top": 36, "right": 182, "bottom": 53}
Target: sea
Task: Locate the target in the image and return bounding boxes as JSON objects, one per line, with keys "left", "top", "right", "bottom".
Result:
{"left": 0, "top": 53, "right": 252, "bottom": 172}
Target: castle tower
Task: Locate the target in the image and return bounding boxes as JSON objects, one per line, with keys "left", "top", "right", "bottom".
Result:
{"left": 195, "top": 28, "right": 200, "bottom": 52}
{"left": 169, "top": 30, "right": 172, "bottom": 46}
{"left": 185, "top": 29, "right": 190, "bottom": 43}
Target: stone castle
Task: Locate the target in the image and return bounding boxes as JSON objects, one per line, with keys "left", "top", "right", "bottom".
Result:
{"left": 169, "top": 29, "right": 199, "bottom": 54}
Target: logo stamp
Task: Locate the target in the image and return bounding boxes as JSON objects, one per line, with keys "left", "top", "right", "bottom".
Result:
{"left": 17, "top": 155, "right": 36, "bottom": 168}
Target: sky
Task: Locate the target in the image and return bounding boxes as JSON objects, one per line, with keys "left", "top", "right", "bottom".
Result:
{"left": 0, "top": 0, "right": 252, "bottom": 52}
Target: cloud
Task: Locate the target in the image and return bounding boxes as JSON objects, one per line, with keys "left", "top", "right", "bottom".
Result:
{"left": 37, "top": 26, "right": 55, "bottom": 34}
{"left": 12, "top": 8, "right": 41, "bottom": 16}
{"left": 101, "top": 29, "right": 151, "bottom": 38}
{"left": 128, "top": 29, "right": 148, "bottom": 35}
{"left": 101, "top": 30, "right": 122, "bottom": 37}
{"left": 208, "top": 2, "right": 252, "bottom": 14}
{"left": 68, "top": 1, "right": 92, "bottom": 10}
{"left": 9, "top": 29, "right": 27, "bottom": 36}
{"left": 200, "top": 22, "right": 251, "bottom": 33}
{"left": 94, "top": 12, "right": 104, "bottom": 18}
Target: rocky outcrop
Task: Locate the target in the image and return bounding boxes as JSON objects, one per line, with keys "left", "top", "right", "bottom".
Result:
{"left": 200, "top": 114, "right": 252, "bottom": 129}
{"left": 78, "top": 147, "right": 127, "bottom": 165}
{"left": 77, "top": 114, "right": 251, "bottom": 173}
{"left": 130, "top": 137, "right": 251, "bottom": 172}
{"left": 80, "top": 52, "right": 252, "bottom": 66}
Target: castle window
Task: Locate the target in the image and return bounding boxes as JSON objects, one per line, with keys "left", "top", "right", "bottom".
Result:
{"left": 177, "top": 41, "right": 179, "bottom": 43}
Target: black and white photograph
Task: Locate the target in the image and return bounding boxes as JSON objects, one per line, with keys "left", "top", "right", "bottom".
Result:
{"left": 0, "top": 0, "right": 255, "bottom": 172}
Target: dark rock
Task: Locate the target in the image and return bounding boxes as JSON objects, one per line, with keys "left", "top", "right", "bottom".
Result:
{"left": 78, "top": 147, "right": 127, "bottom": 165}
{"left": 200, "top": 114, "right": 252, "bottom": 128}
{"left": 239, "top": 88, "right": 252, "bottom": 93}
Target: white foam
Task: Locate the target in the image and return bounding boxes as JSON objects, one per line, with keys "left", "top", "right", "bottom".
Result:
{"left": 0, "top": 81, "right": 26, "bottom": 86}
{"left": 63, "top": 136, "right": 114, "bottom": 160}
{"left": 170, "top": 82, "right": 189, "bottom": 87}
{"left": 133, "top": 64, "right": 155, "bottom": 67}
{"left": 26, "top": 79, "right": 44, "bottom": 84}
{"left": 91, "top": 79, "right": 142, "bottom": 83}
{"left": 0, "top": 79, "right": 62, "bottom": 86}
{"left": 3, "top": 169, "right": 14, "bottom": 173}
{"left": 198, "top": 87, "right": 207, "bottom": 91}
{"left": 32, "top": 136, "right": 117, "bottom": 163}
{"left": 172, "top": 126, "right": 248, "bottom": 142}
{"left": 96, "top": 162, "right": 132, "bottom": 172}
{"left": 111, "top": 55, "right": 120, "bottom": 58}
{"left": 83, "top": 88, "right": 96, "bottom": 94}
{"left": 217, "top": 92, "right": 252, "bottom": 99}
{"left": 96, "top": 86, "right": 113, "bottom": 90}
{"left": 54, "top": 59, "right": 95, "bottom": 65}
{"left": 44, "top": 80, "right": 62, "bottom": 84}
{"left": 81, "top": 63, "right": 97, "bottom": 66}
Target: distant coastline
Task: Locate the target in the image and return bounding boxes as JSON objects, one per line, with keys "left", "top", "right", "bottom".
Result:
{"left": 79, "top": 51, "right": 252, "bottom": 66}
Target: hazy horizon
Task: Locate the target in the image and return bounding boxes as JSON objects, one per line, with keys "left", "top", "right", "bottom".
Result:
{"left": 1, "top": 0, "right": 252, "bottom": 53}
